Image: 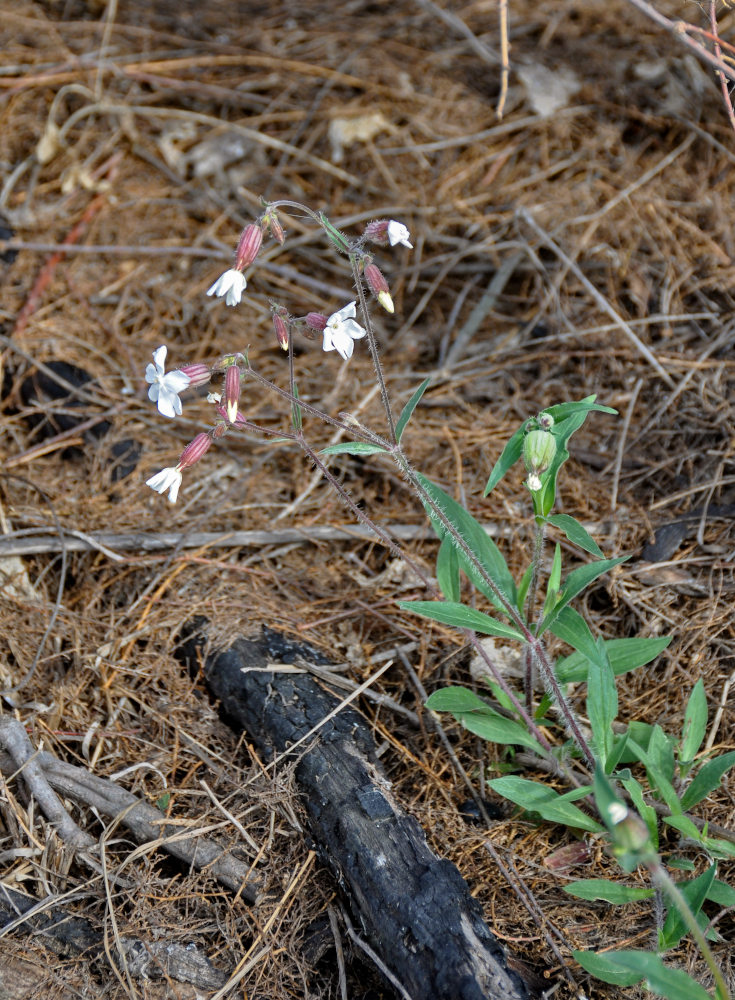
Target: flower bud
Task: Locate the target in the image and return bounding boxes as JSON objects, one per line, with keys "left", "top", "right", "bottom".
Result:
{"left": 262, "top": 209, "right": 285, "bottom": 244}
{"left": 178, "top": 432, "right": 212, "bottom": 470}
{"left": 523, "top": 429, "right": 557, "bottom": 490}
{"left": 609, "top": 805, "right": 651, "bottom": 855}
{"left": 364, "top": 262, "right": 394, "bottom": 313}
{"left": 224, "top": 364, "right": 241, "bottom": 423}
{"left": 272, "top": 310, "right": 290, "bottom": 351}
{"left": 305, "top": 312, "right": 328, "bottom": 333}
{"left": 365, "top": 219, "right": 413, "bottom": 249}
{"left": 235, "top": 223, "right": 263, "bottom": 270}
{"left": 364, "top": 220, "right": 390, "bottom": 246}
{"left": 178, "top": 363, "right": 211, "bottom": 388}
{"left": 537, "top": 411, "right": 555, "bottom": 431}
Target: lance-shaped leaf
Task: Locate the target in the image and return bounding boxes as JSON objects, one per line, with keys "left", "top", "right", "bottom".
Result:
{"left": 399, "top": 600, "right": 524, "bottom": 641}
{"left": 396, "top": 377, "right": 431, "bottom": 443}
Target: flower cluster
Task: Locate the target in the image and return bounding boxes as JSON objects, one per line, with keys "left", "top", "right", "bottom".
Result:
{"left": 145, "top": 208, "right": 413, "bottom": 502}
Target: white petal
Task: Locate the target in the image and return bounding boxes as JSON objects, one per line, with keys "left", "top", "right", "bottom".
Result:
{"left": 146, "top": 466, "right": 182, "bottom": 503}
{"left": 156, "top": 391, "right": 180, "bottom": 419}
{"left": 163, "top": 370, "right": 191, "bottom": 394}
{"left": 329, "top": 301, "right": 356, "bottom": 324}
{"left": 152, "top": 345, "right": 167, "bottom": 371}
{"left": 148, "top": 383, "right": 160, "bottom": 403}
{"left": 145, "top": 362, "right": 159, "bottom": 385}
{"left": 342, "top": 318, "right": 366, "bottom": 340}
{"left": 387, "top": 221, "right": 412, "bottom": 249}
{"left": 333, "top": 330, "right": 354, "bottom": 361}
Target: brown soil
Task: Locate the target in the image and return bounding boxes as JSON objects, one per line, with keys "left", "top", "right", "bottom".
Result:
{"left": 0, "top": 0, "right": 733, "bottom": 997}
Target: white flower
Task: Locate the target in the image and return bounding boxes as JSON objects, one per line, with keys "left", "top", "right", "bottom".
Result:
{"left": 146, "top": 466, "right": 183, "bottom": 504}
{"left": 145, "top": 345, "right": 191, "bottom": 419}
{"left": 322, "top": 301, "right": 366, "bottom": 362}
{"left": 387, "top": 220, "right": 413, "bottom": 249}
{"left": 207, "top": 268, "right": 247, "bottom": 306}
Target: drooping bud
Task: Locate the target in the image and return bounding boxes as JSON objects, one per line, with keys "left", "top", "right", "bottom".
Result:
{"left": 271, "top": 306, "right": 290, "bottom": 351}
{"left": 262, "top": 209, "right": 285, "bottom": 244}
{"left": 364, "top": 219, "right": 413, "bottom": 249}
{"left": 364, "top": 220, "right": 390, "bottom": 245}
{"left": 305, "top": 312, "right": 328, "bottom": 333}
{"left": 178, "top": 363, "right": 211, "bottom": 388}
{"left": 178, "top": 432, "right": 212, "bottom": 470}
{"left": 224, "top": 364, "right": 241, "bottom": 423}
{"left": 235, "top": 223, "right": 263, "bottom": 270}
{"left": 523, "top": 429, "right": 557, "bottom": 491}
{"left": 364, "top": 262, "right": 394, "bottom": 313}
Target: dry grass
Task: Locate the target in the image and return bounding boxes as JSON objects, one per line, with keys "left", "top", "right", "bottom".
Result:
{"left": 0, "top": 0, "right": 734, "bottom": 997}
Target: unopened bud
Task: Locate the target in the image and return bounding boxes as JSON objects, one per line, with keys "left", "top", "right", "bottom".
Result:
{"left": 609, "top": 805, "right": 651, "bottom": 855}
{"left": 273, "top": 310, "right": 290, "bottom": 351}
{"left": 263, "top": 210, "right": 285, "bottom": 244}
{"left": 305, "top": 312, "right": 328, "bottom": 333}
{"left": 178, "top": 363, "right": 211, "bottom": 388}
{"left": 523, "top": 429, "right": 557, "bottom": 489}
{"left": 178, "top": 432, "right": 212, "bottom": 470}
{"left": 537, "top": 411, "right": 555, "bottom": 431}
{"left": 235, "top": 223, "right": 263, "bottom": 270}
{"left": 224, "top": 364, "right": 241, "bottom": 423}
{"left": 364, "top": 220, "right": 390, "bottom": 246}
{"left": 364, "top": 262, "right": 394, "bottom": 313}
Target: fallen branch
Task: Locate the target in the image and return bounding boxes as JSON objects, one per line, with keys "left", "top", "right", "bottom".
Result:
{"left": 180, "top": 623, "right": 532, "bottom": 1000}
{"left": 0, "top": 720, "right": 259, "bottom": 902}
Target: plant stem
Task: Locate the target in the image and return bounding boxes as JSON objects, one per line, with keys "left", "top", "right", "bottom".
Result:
{"left": 350, "top": 254, "right": 397, "bottom": 443}
{"left": 646, "top": 857, "right": 730, "bottom": 1000}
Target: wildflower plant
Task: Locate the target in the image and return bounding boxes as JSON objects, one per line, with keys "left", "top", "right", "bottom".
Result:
{"left": 143, "top": 201, "right": 734, "bottom": 1000}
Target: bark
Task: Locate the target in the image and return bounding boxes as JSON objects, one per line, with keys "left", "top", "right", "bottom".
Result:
{"left": 183, "top": 623, "right": 533, "bottom": 1000}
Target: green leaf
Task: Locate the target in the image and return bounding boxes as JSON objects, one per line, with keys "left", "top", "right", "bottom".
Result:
{"left": 681, "top": 679, "right": 708, "bottom": 765}
{"left": 416, "top": 474, "right": 518, "bottom": 614}
{"left": 540, "top": 557, "right": 628, "bottom": 632}
{"left": 680, "top": 751, "right": 735, "bottom": 811}
{"left": 545, "top": 396, "right": 618, "bottom": 421}
{"left": 395, "top": 377, "right": 431, "bottom": 443}
{"left": 542, "top": 543, "right": 563, "bottom": 617}
{"left": 436, "top": 534, "right": 461, "bottom": 602}
{"left": 425, "top": 686, "right": 487, "bottom": 713}
{"left": 574, "top": 950, "right": 712, "bottom": 999}
{"left": 648, "top": 724, "right": 676, "bottom": 787}
{"left": 556, "top": 635, "right": 672, "bottom": 685}
{"left": 563, "top": 879, "right": 654, "bottom": 904}
{"left": 425, "top": 687, "right": 543, "bottom": 752}
{"left": 516, "top": 564, "right": 533, "bottom": 614}
{"left": 320, "top": 442, "right": 388, "bottom": 456}
{"left": 663, "top": 814, "right": 702, "bottom": 840}
{"left": 706, "top": 878, "right": 735, "bottom": 908}
{"left": 484, "top": 427, "right": 525, "bottom": 495}
{"left": 550, "top": 606, "right": 605, "bottom": 668}
{"left": 572, "top": 950, "right": 644, "bottom": 987}
{"left": 620, "top": 774, "right": 659, "bottom": 849}
{"left": 627, "top": 738, "right": 682, "bottom": 815}
{"left": 587, "top": 641, "right": 617, "bottom": 769}
{"left": 318, "top": 212, "right": 351, "bottom": 253}
{"left": 291, "top": 382, "right": 302, "bottom": 431}
{"left": 660, "top": 864, "right": 716, "bottom": 950}
{"left": 489, "top": 777, "right": 603, "bottom": 832}
{"left": 399, "top": 600, "right": 524, "bottom": 641}
{"left": 546, "top": 513, "right": 603, "bottom": 558}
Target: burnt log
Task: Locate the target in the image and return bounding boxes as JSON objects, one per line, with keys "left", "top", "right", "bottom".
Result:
{"left": 182, "top": 624, "right": 532, "bottom": 1000}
